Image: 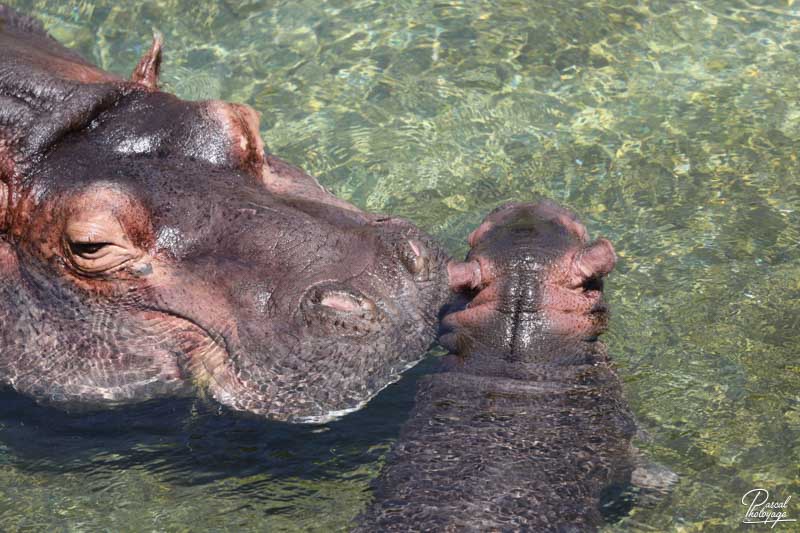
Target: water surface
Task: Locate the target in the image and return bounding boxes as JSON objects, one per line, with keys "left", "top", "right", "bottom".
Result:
{"left": 1, "top": 0, "right": 799, "bottom": 530}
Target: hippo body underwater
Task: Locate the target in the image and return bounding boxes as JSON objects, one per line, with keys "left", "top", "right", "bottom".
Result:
{"left": 0, "top": 5, "right": 672, "bottom": 529}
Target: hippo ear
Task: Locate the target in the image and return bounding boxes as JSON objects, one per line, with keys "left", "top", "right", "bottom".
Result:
{"left": 568, "top": 238, "right": 616, "bottom": 289}
{"left": 202, "top": 101, "right": 266, "bottom": 178}
{"left": 130, "top": 33, "right": 163, "bottom": 90}
{"left": 128, "top": 31, "right": 266, "bottom": 175}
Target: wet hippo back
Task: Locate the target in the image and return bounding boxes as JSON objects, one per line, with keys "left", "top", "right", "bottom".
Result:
{"left": 357, "top": 202, "right": 637, "bottom": 531}
{"left": 359, "top": 356, "right": 636, "bottom": 530}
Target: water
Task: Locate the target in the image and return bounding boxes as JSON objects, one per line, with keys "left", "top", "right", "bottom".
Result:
{"left": 1, "top": 0, "right": 798, "bottom": 530}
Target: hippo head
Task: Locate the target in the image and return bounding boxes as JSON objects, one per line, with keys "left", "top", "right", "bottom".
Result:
{"left": 443, "top": 201, "right": 616, "bottom": 363}
{"left": 0, "top": 29, "right": 448, "bottom": 421}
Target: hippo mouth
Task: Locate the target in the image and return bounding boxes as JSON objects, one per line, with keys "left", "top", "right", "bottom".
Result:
{"left": 552, "top": 275, "right": 612, "bottom": 337}
{"left": 134, "top": 280, "right": 437, "bottom": 422}
{"left": 580, "top": 277, "right": 609, "bottom": 315}
{"left": 143, "top": 309, "right": 278, "bottom": 418}
{"left": 135, "top": 307, "right": 234, "bottom": 389}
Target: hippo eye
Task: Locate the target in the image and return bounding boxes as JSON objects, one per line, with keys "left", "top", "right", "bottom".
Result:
{"left": 65, "top": 237, "right": 138, "bottom": 275}
{"left": 64, "top": 209, "right": 141, "bottom": 275}
{"left": 69, "top": 241, "right": 111, "bottom": 258}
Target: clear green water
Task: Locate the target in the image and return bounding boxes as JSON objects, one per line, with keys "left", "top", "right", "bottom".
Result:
{"left": 2, "top": 0, "right": 799, "bottom": 530}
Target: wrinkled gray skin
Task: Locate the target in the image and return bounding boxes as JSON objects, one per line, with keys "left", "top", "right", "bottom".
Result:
{"left": 357, "top": 203, "right": 642, "bottom": 531}
{"left": 0, "top": 6, "right": 449, "bottom": 422}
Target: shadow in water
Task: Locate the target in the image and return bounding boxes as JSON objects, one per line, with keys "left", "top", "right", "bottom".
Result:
{"left": 0, "top": 353, "right": 443, "bottom": 492}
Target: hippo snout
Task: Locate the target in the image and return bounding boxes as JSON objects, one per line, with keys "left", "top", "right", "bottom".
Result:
{"left": 442, "top": 201, "right": 617, "bottom": 360}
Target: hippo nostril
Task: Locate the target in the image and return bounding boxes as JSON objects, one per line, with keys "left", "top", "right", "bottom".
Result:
{"left": 319, "top": 292, "right": 375, "bottom": 314}
{"left": 581, "top": 275, "right": 604, "bottom": 293}
{"left": 301, "top": 284, "right": 383, "bottom": 337}
{"left": 402, "top": 239, "right": 431, "bottom": 280}
{"left": 302, "top": 282, "right": 382, "bottom": 329}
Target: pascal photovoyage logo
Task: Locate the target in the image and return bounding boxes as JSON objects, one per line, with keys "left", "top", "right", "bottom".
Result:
{"left": 742, "top": 489, "right": 796, "bottom": 528}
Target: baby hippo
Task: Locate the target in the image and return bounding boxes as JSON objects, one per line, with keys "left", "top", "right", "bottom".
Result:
{"left": 357, "top": 201, "right": 640, "bottom": 531}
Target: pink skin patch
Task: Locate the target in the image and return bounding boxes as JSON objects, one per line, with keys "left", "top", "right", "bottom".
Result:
{"left": 441, "top": 300, "right": 498, "bottom": 333}
{"left": 542, "top": 239, "right": 616, "bottom": 336}
{"left": 0, "top": 180, "right": 7, "bottom": 231}
{"left": 447, "top": 260, "right": 482, "bottom": 291}
{"left": 541, "top": 273, "right": 610, "bottom": 337}
{"left": 208, "top": 100, "right": 266, "bottom": 177}
{"left": 320, "top": 293, "right": 364, "bottom": 313}
{"left": 446, "top": 258, "right": 610, "bottom": 341}
{"left": 441, "top": 278, "right": 505, "bottom": 336}
{"left": 318, "top": 292, "right": 378, "bottom": 315}
{"left": 544, "top": 307, "right": 608, "bottom": 338}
